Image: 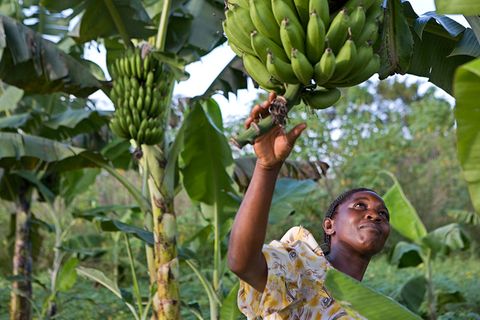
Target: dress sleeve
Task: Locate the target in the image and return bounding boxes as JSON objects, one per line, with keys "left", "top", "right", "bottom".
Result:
{"left": 237, "top": 242, "right": 302, "bottom": 318}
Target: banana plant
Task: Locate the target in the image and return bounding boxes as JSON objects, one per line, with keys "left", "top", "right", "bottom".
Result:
{"left": 382, "top": 172, "right": 470, "bottom": 319}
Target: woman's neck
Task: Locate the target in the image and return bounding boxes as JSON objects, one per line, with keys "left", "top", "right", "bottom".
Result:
{"left": 326, "top": 247, "right": 371, "bottom": 281}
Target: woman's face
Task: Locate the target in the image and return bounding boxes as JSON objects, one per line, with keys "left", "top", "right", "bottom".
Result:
{"left": 325, "top": 191, "right": 390, "bottom": 257}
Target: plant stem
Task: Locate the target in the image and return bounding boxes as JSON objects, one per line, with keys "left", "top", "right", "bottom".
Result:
{"left": 185, "top": 260, "right": 221, "bottom": 320}
{"left": 155, "top": 0, "right": 172, "bottom": 50}
{"left": 46, "top": 201, "right": 65, "bottom": 318}
{"left": 212, "top": 201, "right": 221, "bottom": 319}
{"left": 103, "top": 0, "right": 133, "bottom": 48}
{"left": 124, "top": 233, "right": 144, "bottom": 318}
{"left": 139, "top": 161, "right": 156, "bottom": 284}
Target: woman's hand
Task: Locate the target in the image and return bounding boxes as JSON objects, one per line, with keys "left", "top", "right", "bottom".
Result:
{"left": 245, "top": 92, "right": 307, "bottom": 170}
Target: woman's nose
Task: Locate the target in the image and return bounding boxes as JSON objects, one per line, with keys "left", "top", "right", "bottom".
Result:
{"left": 366, "top": 210, "right": 382, "bottom": 222}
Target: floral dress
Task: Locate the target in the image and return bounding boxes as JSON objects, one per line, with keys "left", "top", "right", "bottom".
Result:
{"left": 238, "top": 226, "right": 366, "bottom": 319}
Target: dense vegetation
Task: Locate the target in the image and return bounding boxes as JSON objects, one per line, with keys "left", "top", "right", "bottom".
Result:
{"left": 1, "top": 79, "right": 479, "bottom": 319}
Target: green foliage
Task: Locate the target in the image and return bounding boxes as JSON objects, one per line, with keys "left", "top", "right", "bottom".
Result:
{"left": 383, "top": 172, "right": 427, "bottom": 242}
{"left": 0, "top": 15, "right": 104, "bottom": 96}
{"left": 325, "top": 269, "right": 421, "bottom": 319}
{"left": 454, "top": 58, "right": 480, "bottom": 216}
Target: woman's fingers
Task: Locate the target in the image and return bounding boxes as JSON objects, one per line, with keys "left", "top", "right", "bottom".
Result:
{"left": 244, "top": 92, "right": 278, "bottom": 129}
{"left": 286, "top": 123, "right": 307, "bottom": 146}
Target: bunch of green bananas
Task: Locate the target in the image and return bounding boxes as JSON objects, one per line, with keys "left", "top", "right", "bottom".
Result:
{"left": 223, "top": 0, "right": 383, "bottom": 110}
{"left": 109, "top": 46, "right": 174, "bottom": 146}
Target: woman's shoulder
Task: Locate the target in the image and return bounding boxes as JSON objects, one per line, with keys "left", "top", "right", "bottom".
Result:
{"left": 267, "top": 226, "right": 325, "bottom": 257}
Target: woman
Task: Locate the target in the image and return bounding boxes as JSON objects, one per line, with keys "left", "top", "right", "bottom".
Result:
{"left": 227, "top": 93, "right": 391, "bottom": 319}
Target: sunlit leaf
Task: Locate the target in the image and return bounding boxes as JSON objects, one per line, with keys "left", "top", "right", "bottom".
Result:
{"left": 382, "top": 171, "right": 427, "bottom": 242}
{"left": 435, "top": 0, "right": 480, "bottom": 15}
{"left": 423, "top": 223, "right": 470, "bottom": 253}
{"left": 57, "top": 257, "right": 79, "bottom": 292}
{"left": 454, "top": 58, "right": 480, "bottom": 215}
{"left": 219, "top": 282, "right": 242, "bottom": 320}
{"left": 325, "top": 269, "right": 421, "bottom": 320}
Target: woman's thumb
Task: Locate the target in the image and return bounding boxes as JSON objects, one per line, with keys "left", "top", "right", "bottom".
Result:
{"left": 287, "top": 123, "right": 307, "bottom": 145}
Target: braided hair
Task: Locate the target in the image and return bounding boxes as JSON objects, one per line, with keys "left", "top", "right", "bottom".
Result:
{"left": 321, "top": 187, "right": 379, "bottom": 254}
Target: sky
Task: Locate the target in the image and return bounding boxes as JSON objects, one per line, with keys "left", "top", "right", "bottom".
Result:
{"left": 86, "top": 0, "right": 467, "bottom": 120}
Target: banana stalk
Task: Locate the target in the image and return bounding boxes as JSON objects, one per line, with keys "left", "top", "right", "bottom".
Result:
{"left": 142, "top": 145, "right": 180, "bottom": 320}
{"left": 10, "top": 194, "right": 33, "bottom": 320}
{"left": 231, "top": 84, "right": 303, "bottom": 148}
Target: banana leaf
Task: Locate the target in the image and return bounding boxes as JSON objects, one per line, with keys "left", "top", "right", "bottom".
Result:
{"left": 402, "top": 2, "right": 478, "bottom": 95}
{"left": 0, "top": 15, "right": 104, "bottom": 97}
{"left": 382, "top": 171, "right": 427, "bottom": 243}
{"left": 0, "top": 85, "right": 23, "bottom": 112}
{"left": 435, "top": 0, "right": 480, "bottom": 14}
{"left": 180, "top": 99, "right": 235, "bottom": 206}
{"left": 325, "top": 269, "right": 421, "bottom": 320}
{"left": 454, "top": 58, "right": 480, "bottom": 215}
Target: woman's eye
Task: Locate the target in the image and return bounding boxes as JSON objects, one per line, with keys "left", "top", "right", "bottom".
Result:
{"left": 354, "top": 202, "right": 367, "bottom": 209}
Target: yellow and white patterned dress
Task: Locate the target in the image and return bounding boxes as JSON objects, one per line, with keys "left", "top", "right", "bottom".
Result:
{"left": 238, "top": 226, "right": 366, "bottom": 320}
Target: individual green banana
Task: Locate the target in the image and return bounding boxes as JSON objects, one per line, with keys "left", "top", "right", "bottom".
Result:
{"left": 272, "top": 0, "right": 298, "bottom": 25}
{"left": 325, "top": 9, "right": 350, "bottom": 53}
{"left": 229, "top": 6, "right": 256, "bottom": 38}
{"left": 251, "top": 30, "right": 289, "bottom": 64}
{"left": 128, "top": 124, "right": 138, "bottom": 141}
{"left": 146, "top": 71, "right": 154, "bottom": 89}
{"left": 229, "top": 41, "right": 244, "bottom": 57}
{"left": 223, "top": 14, "right": 255, "bottom": 56}
{"left": 309, "top": 0, "right": 330, "bottom": 27}
{"left": 314, "top": 48, "right": 336, "bottom": 85}
{"left": 249, "top": 0, "right": 282, "bottom": 44}
{"left": 135, "top": 51, "right": 142, "bottom": 79}
{"left": 356, "top": 20, "right": 379, "bottom": 46}
{"left": 280, "top": 18, "right": 305, "bottom": 59}
{"left": 110, "top": 118, "right": 128, "bottom": 139}
{"left": 330, "top": 39, "right": 357, "bottom": 81}
{"left": 142, "top": 54, "right": 151, "bottom": 77}
{"left": 349, "top": 6, "right": 366, "bottom": 40}
{"left": 350, "top": 44, "right": 373, "bottom": 76}
{"left": 129, "top": 54, "right": 137, "bottom": 79}
{"left": 345, "top": 0, "right": 376, "bottom": 13}
{"left": 303, "top": 87, "right": 341, "bottom": 109}
{"left": 266, "top": 51, "right": 299, "bottom": 84}
{"left": 306, "top": 11, "right": 326, "bottom": 64}
{"left": 293, "top": 0, "right": 310, "bottom": 26}
{"left": 243, "top": 53, "right": 283, "bottom": 91}
{"left": 340, "top": 53, "right": 380, "bottom": 87}
{"left": 366, "top": 0, "right": 383, "bottom": 23}
{"left": 291, "top": 48, "right": 313, "bottom": 85}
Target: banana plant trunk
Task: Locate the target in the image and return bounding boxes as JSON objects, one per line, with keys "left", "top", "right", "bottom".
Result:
{"left": 143, "top": 145, "right": 180, "bottom": 320}
{"left": 10, "top": 195, "right": 32, "bottom": 320}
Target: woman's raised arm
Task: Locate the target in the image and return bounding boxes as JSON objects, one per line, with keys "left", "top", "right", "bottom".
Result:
{"left": 227, "top": 93, "right": 306, "bottom": 292}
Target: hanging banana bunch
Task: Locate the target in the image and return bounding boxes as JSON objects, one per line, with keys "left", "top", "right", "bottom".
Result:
{"left": 109, "top": 44, "right": 174, "bottom": 147}
{"left": 223, "top": 0, "right": 383, "bottom": 116}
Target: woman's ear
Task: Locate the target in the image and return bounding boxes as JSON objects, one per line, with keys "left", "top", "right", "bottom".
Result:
{"left": 323, "top": 218, "right": 335, "bottom": 235}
